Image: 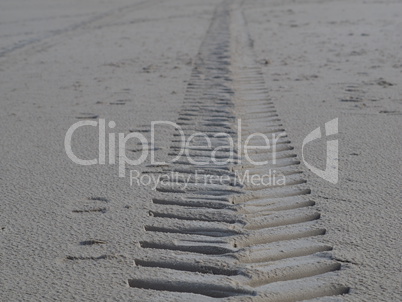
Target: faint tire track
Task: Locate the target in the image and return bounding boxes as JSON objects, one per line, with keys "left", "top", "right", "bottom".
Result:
{"left": 0, "top": 0, "right": 165, "bottom": 59}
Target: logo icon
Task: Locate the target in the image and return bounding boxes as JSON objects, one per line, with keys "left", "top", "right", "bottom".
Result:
{"left": 302, "top": 118, "right": 338, "bottom": 184}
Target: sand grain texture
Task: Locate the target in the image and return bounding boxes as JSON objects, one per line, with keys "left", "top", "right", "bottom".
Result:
{"left": 0, "top": 0, "right": 401, "bottom": 301}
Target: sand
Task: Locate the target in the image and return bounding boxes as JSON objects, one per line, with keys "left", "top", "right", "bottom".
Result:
{"left": 0, "top": 0, "right": 401, "bottom": 301}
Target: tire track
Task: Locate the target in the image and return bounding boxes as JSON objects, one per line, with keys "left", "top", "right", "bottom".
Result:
{"left": 129, "top": 0, "right": 349, "bottom": 300}
{"left": 0, "top": 0, "right": 163, "bottom": 59}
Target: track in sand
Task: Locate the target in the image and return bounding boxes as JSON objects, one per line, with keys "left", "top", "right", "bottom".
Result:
{"left": 127, "top": 1, "right": 349, "bottom": 301}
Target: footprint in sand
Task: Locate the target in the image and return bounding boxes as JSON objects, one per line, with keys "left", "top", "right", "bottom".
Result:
{"left": 75, "top": 113, "right": 99, "bottom": 119}
{"left": 71, "top": 196, "right": 109, "bottom": 214}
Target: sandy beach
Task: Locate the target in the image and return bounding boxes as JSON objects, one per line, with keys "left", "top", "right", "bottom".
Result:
{"left": 1, "top": 0, "right": 401, "bottom": 301}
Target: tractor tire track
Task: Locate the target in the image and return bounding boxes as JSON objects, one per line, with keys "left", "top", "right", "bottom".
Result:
{"left": 129, "top": 0, "right": 349, "bottom": 300}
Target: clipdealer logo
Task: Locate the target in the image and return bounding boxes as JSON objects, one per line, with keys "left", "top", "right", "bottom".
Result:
{"left": 64, "top": 119, "right": 286, "bottom": 177}
{"left": 64, "top": 118, "right": 339, "bottom": 184}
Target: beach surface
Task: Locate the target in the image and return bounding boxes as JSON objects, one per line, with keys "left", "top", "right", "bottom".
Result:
{"left": 0, "top": 0, "right": 401, "bottom": 301}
